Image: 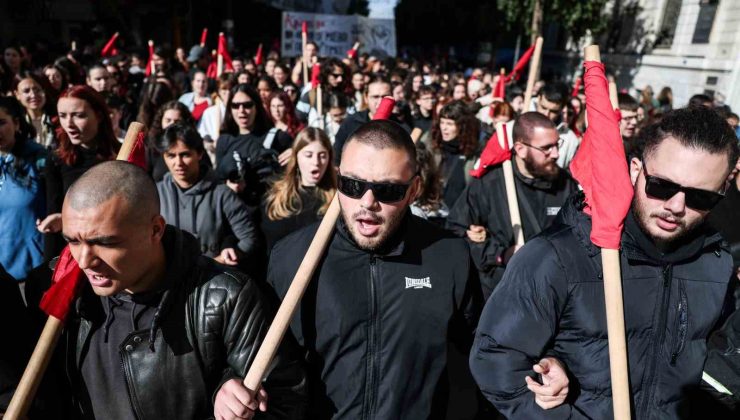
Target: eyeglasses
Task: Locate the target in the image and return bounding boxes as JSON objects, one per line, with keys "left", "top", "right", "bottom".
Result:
{"left": 520, "top": 138, "right": 564, "bottom": 156}
{"left": 231, "top": 101, "right": 255, "bottom": 110}
{"left": 337, "top": 174, "right": 416, "bottom": 203}
{"left": 642, "top": 164, "right": 725, "bottom": 211}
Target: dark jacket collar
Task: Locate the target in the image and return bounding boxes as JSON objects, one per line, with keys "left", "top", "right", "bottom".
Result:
{"left": 511, "top": 156, "right": 556, "bottom": 190}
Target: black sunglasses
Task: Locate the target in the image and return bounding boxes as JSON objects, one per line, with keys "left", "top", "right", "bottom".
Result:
{"left": 643, "top": 164, "right": 725, "bottom": 211}
{"left": 230, "top": 101, "right": 255, "bottom": 110}
{"left": 337, "top": 174, "right": 415, "bottom": 203}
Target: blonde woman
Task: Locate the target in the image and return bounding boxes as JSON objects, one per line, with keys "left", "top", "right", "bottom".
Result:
{"left": 261, "top": 127, "right": 336, "bottom": 251}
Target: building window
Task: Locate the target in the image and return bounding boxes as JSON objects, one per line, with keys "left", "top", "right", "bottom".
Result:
{"left": 692, "top": 0, "right": 719, "bottom": 44}
{"left": 655, "top": 0, "right": 682, "bottom": 48}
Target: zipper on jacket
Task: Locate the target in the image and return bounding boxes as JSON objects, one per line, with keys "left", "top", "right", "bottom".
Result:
{"left": 363, "top": 257, "right": 380, "bottom": 420}
{"left": 670, "top": 280, "right": 688, "bottom": 365}
{"left": 639, "top": 264, "right": 672, "bottom": 416}
{"left": 120, "top": 341, "right": 141, "bottom": 419}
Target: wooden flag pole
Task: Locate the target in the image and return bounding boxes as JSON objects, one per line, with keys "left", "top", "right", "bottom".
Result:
{"left": 496, "top": 122, "right": 525, "bottom": 247}
{"left": 243, "top": 195, "right": 340, "bottom": 391}
{"left": 523, "top": 36, "right": 544, "bottom": 111}
{"left": 217, "top": 32, "right": 225, "bottom": 77}
{"left": 609, "top": 81, "right": 619, "bottom": 111}
{"left": 4, "top": 122, "right": 146, "bottom": 420}
{"left": 302, "top": 25, "right": 309, "bottom": 87}
{"left": 584, "top": 44, "right": 631, "bottom": 420}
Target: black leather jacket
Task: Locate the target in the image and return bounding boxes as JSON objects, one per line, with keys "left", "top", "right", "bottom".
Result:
{"left": 62, "top": 226, "right": 306, "bottom": 419}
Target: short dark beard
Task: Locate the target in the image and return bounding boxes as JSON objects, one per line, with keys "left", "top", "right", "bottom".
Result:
{"left": 523, "top": 155, "right": 560, "bottom": 181}
{"left": 341, "top": 207, "right": 406, "bottom": 253}
{"left": 631, "top": 192, "right": 702, "bottom": 251}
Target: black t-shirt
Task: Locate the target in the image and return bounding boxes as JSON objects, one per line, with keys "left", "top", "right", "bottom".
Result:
{"left": 413, "top": 114, "right": 433, "bottom": 134}
{"left": 709, "top": 182, "right": 740, "bottom": 248}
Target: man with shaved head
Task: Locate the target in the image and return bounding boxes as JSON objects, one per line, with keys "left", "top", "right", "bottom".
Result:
{"left": 447, "top": 112, "right": 579, "bottom": 298}
{"left": 267, "top": 120, "right": 482, "bottom": 419}
{"left": 59, "top": 161, "right": 305, "bottom": 420}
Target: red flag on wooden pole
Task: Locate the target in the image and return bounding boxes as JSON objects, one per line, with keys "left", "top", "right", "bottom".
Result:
{"left": 200, "top": 28, "right": 208, "bottom": 48}
{"left": 254, "top": 43, "right": 264, "bottom": 66}
{"left": 101, "top": 32, "right": 119, "bottom": 57}
{"left": 145, "top": 40, "right": 155, "bottom": 76}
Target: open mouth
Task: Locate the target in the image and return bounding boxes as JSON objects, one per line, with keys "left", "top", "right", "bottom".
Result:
{"left": 86, "top": 272, "right": 113, "bottom": 288}
{"left": 355, "top": 216, "right": 382, "bottom": 237}
{"left": 656, "top": 216, "right": 679, "bottom": 232}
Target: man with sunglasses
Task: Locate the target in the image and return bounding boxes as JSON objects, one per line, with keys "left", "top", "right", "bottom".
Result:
{"left": 295, "top": 57, "right": 353, "bottom": 123}
{"left": 448, "top": 112, "right": 579, "bottom": 298}
{"left": 267, "top": 120, "right": 483, "bottom": 419}
{"left": 470, "top": 106, "right": 740, "bottom": 419}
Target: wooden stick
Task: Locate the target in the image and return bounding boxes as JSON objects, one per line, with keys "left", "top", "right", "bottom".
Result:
{"left": 609, "top": 82, "right": 619, "bottom": 110}
{"left": 496, "top": 122, "right": 524, "bottom": 247}
{"left": 302, "top": 29, "right": 309, "bottom": 87}
{"left": 243, "top": 195, "right": 340, "bottom": 391}
{"left": 317, "top": 85, "right": 324, "bottom": 130}
{"left": 584, "top": 44, "right": 632, "bottom": 420}
{"left": 523, "top": 36, "right": 544, "bottom": 111}
{"left": 4, "top": 121, "right": 147, "bottom": 420}
{"left": 410, "top": 127, "right": 423, "bottom": 143}
{"left": 217, "top": 33, "right": 224, "bottom": 77}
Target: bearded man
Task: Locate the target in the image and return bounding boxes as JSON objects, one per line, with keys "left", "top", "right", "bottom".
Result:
{"left": 447, "top": 112, "right": 579, "bottom": 297}
{"left": 470, "top": 106, "right": 740, "bottom": 419}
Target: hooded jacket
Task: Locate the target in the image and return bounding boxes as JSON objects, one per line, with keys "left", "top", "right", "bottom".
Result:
{"left": 157, "top": 169, "right": 258, "bottom": 259}
{"left": 63, "top": 226, "right": 307, "bottom": 419}
{"left": 470, "top": 194, "right": 733, "bottom": 419}
{"left": 268, "top": 213, "right": 482, "bottom": 419}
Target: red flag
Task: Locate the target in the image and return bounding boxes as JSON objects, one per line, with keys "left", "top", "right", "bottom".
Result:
{"left": 206, "top": 50, "right": 218, "bottom": 79}
{"left": 128, "top": 131, "right": 147, "bottom": 169}
{"left": 572, "top": 77, "right": 582, "bottom": 98}
{"left": 347, "top": 42, "right": 360, "bottom": 59}
{"left": 302, "top": 21, "right": 308, "bottom": 36}
{"left": 39, "top": 247, "right": 83, "bottom": 322}
{"left": 507, "top": 44, "right": 536, "bottom": 82}
{"left": 145, "top": 40, "right": 155, "bottom": 77}
{"left": 470, "top": 128, "right": 511, "bottom": 178}
{"left": 217, "top": 33, "right": 234, "bottom": 72}
{"left": 493, "top": 74, "right": 506, "bottom": 99}
{"left": 569, "top": 61, "right": 633, "bottom": 249}
{"left": 200, "top": 28, "right": 208, "bottom": 47}
{"left": 101, "top": 32, "right": 119, "bottom": 57}
{"left": 254, "top": 43, "right": 263, "bottom": 66}
{"left": 373, "top": 97, "right": 395, "bottom": 120}
{"left": 311, "top": 64, "right": 321, "bottom": 89}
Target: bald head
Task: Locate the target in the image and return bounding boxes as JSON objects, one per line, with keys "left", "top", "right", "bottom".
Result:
{"left": 66, "top": 161, "right": 159, "bottom": 224}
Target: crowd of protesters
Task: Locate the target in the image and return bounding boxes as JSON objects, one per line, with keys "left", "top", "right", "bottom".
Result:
{"left": 0, "top": 35, "right": 739, "bottom": 420}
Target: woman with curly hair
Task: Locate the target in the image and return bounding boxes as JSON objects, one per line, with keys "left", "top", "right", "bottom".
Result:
{"left": 261, "top": 127, "right": 335, "bottom": 251}
{"left": 39, "top": 85, "right": 119, "bottom": 259}
{"left": 425, "top": 99, "right": 479, "bottom": 208}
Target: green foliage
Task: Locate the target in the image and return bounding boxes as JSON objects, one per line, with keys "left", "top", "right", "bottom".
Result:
{"left": 497, "top": 0, "right": 609, "bottom": 41}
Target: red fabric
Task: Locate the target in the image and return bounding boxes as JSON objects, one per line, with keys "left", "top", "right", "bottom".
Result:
{"left": 569, "top": 61, "right": 633, "bottom": 249}
{"left": 39, "top": 247, "right": 83, "bottom": 322}
{"left": 507, "top": 44, "right": 535, "bottom": 82}
{"left": 302, "top": 21, "right": 308, "bottom": 35}
{"left": 254, "top": 44, "right": 263, "bottom": 66}
{"left": 191, "top": 100, "right": 209, "bottom": 121}
{"left": 572, "top": 77, "right": 582, "bottom": 98}
{"left": 493, "top": 74, "right": 506, "bottom": 98}
{"left": 128, "top": 131, "right": 148, "bottom": 169}
{"left": 311, "top": 64, "right": 321, "bottom": 89}
{"left": 101, "top": 33, "right": 119, "bottom": 57}
{"left": 217, "top": 33, "right": 234, "bottom": 73}
{"left": 373, "top": 97, "right": 395, "bottom": 120}
{"left": 470, "top": 127, "right": 511, "bottom": 178}
{"left": 347, "top": 47, "right": 358, "bottom": 59}
{"left": 145, "top": 42, "right": 154, "bottom": 77}
{"left": 200, "top": 28, "right": 208, "bottom": 47}
{"left": 206, "top": 50, "right": 218, "bottom": 79}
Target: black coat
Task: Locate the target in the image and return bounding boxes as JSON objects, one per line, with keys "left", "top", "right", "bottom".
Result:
{"left": 268, "top": 213, "right": 482, "bottom": 419}
{"left": 63, "top": 226, "right": 306, "bottom": 419}
{"left": 447, "top": 161, "right": 578, "bottom": 297}
{"left": 470, "top": 194, "right": 733, "bottom": 419}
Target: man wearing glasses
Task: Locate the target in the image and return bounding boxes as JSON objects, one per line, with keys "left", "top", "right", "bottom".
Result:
{"left": 447, "top": 112, "right": 579, "bottom": 297}
{"left": 618, "top": 93, "right": 641, "bottom": 157}
{"left": 267, "top": 120, "right": 483, "bottom": 419}
{"left": 470, "top": 106, "right": 739, "bottom": 419}
{"left": 295, "top": 57, "right": 352, "bottom": 123}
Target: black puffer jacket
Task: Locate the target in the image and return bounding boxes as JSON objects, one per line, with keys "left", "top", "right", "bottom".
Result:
{"left": 63, "top": 226, "right": 306, "bottom": 419}
{"left": 268, "top": 213, "right": 482, "bottom": 419}
{"left": 470, "top": 194, "right": 733, "bottom": 419}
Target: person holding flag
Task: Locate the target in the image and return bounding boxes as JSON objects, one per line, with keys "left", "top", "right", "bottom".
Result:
{"left": 267, "top": 114, "right": 483, "bottom": 419}
{"left": 295, "top": 57, "right": 351, "bottom": 124}
{"left": 447, "top": 112, "right": 578, "bottom": 297}
{"left": 51, "top": 158, "right": 306, "bottom": 419}
{"left": 469, "top": 57, "right": 739, "bottom": 418}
